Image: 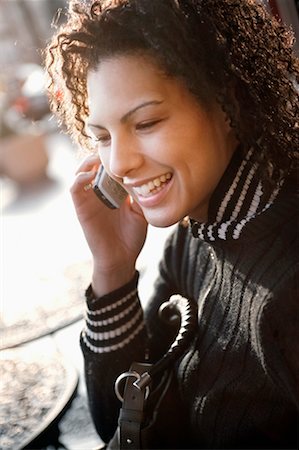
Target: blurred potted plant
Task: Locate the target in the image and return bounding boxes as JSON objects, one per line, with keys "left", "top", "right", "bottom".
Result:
{"left": 0, "top": 65, "right": 49, "bottom": 185}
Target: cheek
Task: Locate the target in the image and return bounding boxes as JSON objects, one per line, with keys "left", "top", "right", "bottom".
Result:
{"left": 147, "top": 128, "right": 188, "bottom": 164}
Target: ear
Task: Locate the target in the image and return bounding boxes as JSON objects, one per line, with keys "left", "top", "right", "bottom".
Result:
{"left": 213, "top": 98, "right": 239, "bottom": 154}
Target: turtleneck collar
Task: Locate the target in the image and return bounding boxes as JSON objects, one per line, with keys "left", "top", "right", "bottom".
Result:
{"left": 190, "top": 146, "right": 283, "bottom": 242}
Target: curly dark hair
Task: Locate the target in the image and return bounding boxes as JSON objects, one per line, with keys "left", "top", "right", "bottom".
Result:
{"left": 44, "top": 0, "right": 299, "bottom": 186}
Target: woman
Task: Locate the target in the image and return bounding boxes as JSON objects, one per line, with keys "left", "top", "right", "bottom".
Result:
{"left": 45, "top": 0, "right": 298, "bottom": 448}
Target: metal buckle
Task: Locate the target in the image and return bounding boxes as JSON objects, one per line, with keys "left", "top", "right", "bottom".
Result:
{"left": 114, "top": 371, "right": 150, "bottom": 403}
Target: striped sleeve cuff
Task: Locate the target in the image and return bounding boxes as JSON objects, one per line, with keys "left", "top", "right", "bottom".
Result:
{"left": 81, "top": 272, "right": 145, "bottom": 354}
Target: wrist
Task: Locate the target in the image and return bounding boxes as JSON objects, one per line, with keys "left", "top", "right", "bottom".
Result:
{"left": 91, "top": 263, "right": 136, "bottom": 297}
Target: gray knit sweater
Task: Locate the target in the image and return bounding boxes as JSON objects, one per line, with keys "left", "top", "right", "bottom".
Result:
{"left": 81, "top": 149, "right": 298, "bottom": 449}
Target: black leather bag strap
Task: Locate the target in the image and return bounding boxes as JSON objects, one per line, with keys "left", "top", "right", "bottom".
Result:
{"left": 117, "top": 362, "right": 151, "bottom": 449}
{"left": 114, "top": 295, "right": 197, "bottom": 450}
{"left": 134, "top": 294, "right": 198, "bottom": 390}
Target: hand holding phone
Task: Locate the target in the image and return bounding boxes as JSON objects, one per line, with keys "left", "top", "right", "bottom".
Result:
{"left": 70, "top": 156, "right": 148, "bottom": 296}
{"left": 93, "top": 165, "right": 128, "bottom": 209}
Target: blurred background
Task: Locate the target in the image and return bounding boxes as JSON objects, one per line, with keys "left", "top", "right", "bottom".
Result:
{"left": 0, "top": 1, "right": 298, "bottom": 449}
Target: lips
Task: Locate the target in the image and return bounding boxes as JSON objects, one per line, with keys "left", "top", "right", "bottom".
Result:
{"left": 133, "top": 172, "right": 172, "bottom": 197}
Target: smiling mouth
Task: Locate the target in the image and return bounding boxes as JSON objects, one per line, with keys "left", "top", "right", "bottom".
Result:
{"left": 133, "top": 172, "right": 172, "bottom": 197}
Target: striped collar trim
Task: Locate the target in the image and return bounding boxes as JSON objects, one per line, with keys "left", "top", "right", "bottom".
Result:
{"left": 190, "top": 148, "right": 283, "bottom": 242}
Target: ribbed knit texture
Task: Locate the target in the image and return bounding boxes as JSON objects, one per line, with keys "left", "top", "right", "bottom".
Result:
{"left": 82, "top": 273, "right": 144, "bottom": 353}
{"left": 189, "top": 147, "right": 283, "bottom": 242}
{"left": 80, "top": 148, "right": 298, "bottom": 448}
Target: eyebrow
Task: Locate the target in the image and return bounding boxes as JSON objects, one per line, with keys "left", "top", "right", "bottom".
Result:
{"left": 88, "top": 100, "right": 164, "bottom": 130}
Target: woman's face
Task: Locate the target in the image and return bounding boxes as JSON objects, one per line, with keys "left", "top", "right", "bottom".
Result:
{"left": 87, "top": 55, "right": 237, "bottom": 226}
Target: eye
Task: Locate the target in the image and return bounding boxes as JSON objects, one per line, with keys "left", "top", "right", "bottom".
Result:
{"left": 94, "top": 134, "right": 111, "bottom": 146}
{"left": 136, "top": 119, "right": 163, "bottom": 131}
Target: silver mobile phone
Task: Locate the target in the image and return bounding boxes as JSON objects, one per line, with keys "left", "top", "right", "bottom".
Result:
{"left": 93, "top": 165, "right": 128, "bottom": 209}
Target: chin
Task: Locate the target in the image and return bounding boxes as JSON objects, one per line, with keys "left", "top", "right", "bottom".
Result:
{"left": 143, "top": 209, "right": 183, "bottom": 228}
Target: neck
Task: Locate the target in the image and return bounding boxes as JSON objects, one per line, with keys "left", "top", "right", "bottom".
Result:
{"left": 190, "top": 147, "right": 283, "bottom": 242}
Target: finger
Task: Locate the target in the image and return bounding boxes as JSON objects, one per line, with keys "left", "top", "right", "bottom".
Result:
{"left": 75, "top": 154, "right": 101, "bottom": 175}
{"left": 70, "top": 169, "right": 97, "bottom": 196}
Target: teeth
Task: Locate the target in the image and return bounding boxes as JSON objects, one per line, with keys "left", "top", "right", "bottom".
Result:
{"left": 134, "top": 173, "right": 172, "bottom": 197}
{"left": 141, "top": 185, "right": 150, "bottom": 195}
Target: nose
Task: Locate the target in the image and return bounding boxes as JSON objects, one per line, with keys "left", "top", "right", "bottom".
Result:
{"left": 109, "top": 134, "right": 143, "bottom": 179}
